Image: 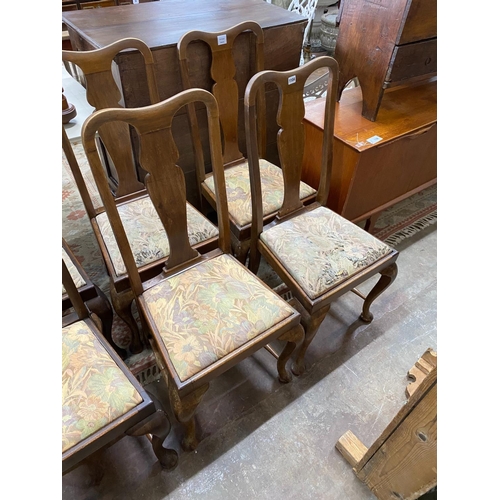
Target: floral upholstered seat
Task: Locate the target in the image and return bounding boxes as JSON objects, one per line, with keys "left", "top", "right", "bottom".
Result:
{"left": 203, "top": 160, "right": 317, "bottom": 227}
{"left": 260, "top": 206, "right": 393, "bottom": 300}
{"left": 62, "top": 247, "right": 85, "bottom": 294}
{"left": 62, "top": 320, "right": 144, "bottom": 453}
{"left": 95, "top": 197, "right": 219, "bottom": 277}
{"left": 143, "top": 253, "right": 296, "bottom": 382}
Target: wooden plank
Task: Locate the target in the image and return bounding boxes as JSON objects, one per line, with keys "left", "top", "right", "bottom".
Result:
{"left": 360, "top": 384, "right": 437, "bottom": 500}
{"left": 336, "top": 430, "right": 368, "bottom": 468}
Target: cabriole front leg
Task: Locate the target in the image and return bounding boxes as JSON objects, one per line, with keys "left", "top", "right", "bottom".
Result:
{"left": 292, "top": 304, "right": 331, "bottom": 376}
{"left": 360, "top": 263, "right": 398, "bottom": 323}
{"left": 167, "top": 378, "right": 209, "bottom": 452}
{"left": 126, "top": 409, "right": 178, "bottom": 470}
{"left": 277, "top": 323, "right": 305, "bottom": 383}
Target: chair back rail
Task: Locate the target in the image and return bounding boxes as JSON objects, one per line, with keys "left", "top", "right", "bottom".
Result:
{"left": 81, "top": 88, "right": 230, "bottom": 297}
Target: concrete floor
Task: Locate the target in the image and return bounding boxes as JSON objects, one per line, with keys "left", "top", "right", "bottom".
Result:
{"left": 62, "top": 221, "right": 437, "bottom": 499}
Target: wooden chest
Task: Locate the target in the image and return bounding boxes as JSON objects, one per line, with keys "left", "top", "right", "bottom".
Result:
{"left": 334, "top": 0, "right": 437, "bottom": 121}
{"left": 62, "top": 0, "right": 307, "bottom": 208}
{"left": 301, "top": 79, "right": 437, "bottom": 226}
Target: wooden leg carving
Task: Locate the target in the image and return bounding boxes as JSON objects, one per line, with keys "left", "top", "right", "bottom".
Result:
{"left": 109, "top": 282, "right": 143, "bottom": 354}
{"left": 126, "top": 409, "right": 178, "bottom": 470}
{"left": 292, "top": 304, "right": 330, "bottom": 376}
{"left": 87, "top": 286, "right": 127, "bottom": 359}
{"left": 167, "top": 376, "right": 209, "bottom": 452}
{"left": 277, "top": 324, "right": 305, "bottom": 383}
{"left": 360, "top": 263, "right": 398, "bottom": 323}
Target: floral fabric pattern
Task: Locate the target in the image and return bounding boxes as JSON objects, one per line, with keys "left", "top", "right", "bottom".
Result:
{"left": 203, "top": 159, "right": 316, "bottom": 226}
{"left": 96, "top": 197, "right": 219, "bottom": 277}
{"left": 62, "top": 247, "right": 86, "bottom": 294}
{"left": 143, "top": 254, "right": 295, "bottom": 382}
{"left": 62, "top": 320, "right": 143, "bottom": 453}
{"left": 260, "top": 206, "right": 393, "bottom": 300}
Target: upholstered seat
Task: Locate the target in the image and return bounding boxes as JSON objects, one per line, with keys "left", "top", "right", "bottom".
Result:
{"left": 260, "top": 206, "right": 393, "bottom": 300}
{"left": 143, "top": 254, "right": 296, "bottom": 382}
{"left": 62, "top": 320, "right": 144, "bottom": 453}
{"left": 95, "top": 197, "right": 219, "bottom": 277}
{"left": 203, "top": 160, "right": 316, "bottom": 227}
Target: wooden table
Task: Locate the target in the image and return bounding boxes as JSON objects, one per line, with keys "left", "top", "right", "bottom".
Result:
{"left": 62, "top": 0, "right": 307, "bottom": 207}
{"left": 301, "top": 79, "right": 437, "bottom": 229}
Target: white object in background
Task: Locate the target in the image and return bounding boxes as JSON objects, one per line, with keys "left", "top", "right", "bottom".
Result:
{"left": 288, "top": 0, "right": 319, "bottom": 48}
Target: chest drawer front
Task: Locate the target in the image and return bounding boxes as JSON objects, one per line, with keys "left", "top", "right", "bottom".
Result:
{"left": 398, "top": 0, "right": 437, "bottom": 44}
{"left": 386, "top": 38, "right": 437, "bottom": 84}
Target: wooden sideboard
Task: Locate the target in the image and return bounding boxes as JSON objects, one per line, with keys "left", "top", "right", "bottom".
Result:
{"left": 62, "top": 0, "right": 307, "bottom": 208}
{"left": 301, "top": 79, "right": 436, "bottom": 228}
{"left": 334, "top": 0, "right": 437, "bottom": 121}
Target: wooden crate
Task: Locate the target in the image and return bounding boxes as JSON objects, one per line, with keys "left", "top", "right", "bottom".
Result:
{"left": 336, "top": 348, "right": 437, "bottom": 500}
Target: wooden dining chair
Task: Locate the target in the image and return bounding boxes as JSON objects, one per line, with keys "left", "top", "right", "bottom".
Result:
{"left": 178, "top": 21, "right": 317, "bottom": 264}
{"left": 62, "top": 258, "right": 178, "bottom": 476}
{"left": 62, "top": 39, "right": 219, "bottom": 353}
{"left": 245, "top": 56, "right": 399, "bottom": 376}
{"left": 81, "top": 87, "right": 305, "bottom": 451}
{"left": 62, "top": 237, "right": 126, "bottom": 359}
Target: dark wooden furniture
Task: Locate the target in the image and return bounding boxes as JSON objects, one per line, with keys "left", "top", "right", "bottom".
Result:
{"left": 301, "top": 79, "right": 437, "bottom": 231}
{"left": 334, "top": 0, "right": 437, "bottom": 121}
{"left": 245, "top": 56, "right": 398, "bottom": 376}
{"left": 62, "top": 258, "right": 178, "bottom": 475}
{"left": 62, "top": 40, "right": 219, "bottom": 354}
{"left": 336, "top": 348, "right": 437, "bottom": 499}
{"left": 81, "top": 87, "right": 304, "bottom": 451}
{"left": 62, "top": 0, "right": 307, "bottom": 208}
{"left": 62, "top": 237, "right": 126, "bottom": 358}
{"left": 179, "top": 20, "right": 316, "bottom": 263}
{"left": 62, "top": 0, "right": 157, "bottom": 11}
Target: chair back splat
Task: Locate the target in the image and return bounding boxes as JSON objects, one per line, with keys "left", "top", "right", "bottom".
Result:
{"left": 81, "top": 88, "right": 304, "bottom": 452}
{"left": 245, "top": 56, "right": 399, "bottom": 376}
{"left": 63, "top": 38, "right": 160, "bottom": 199}
{"left": 178, "top": 21, "right": 266, "bottom": 180}
{"left": 245, "top": 56, "right": 338, "bottom": 255}
{"left": 82, "top": 88, "right": 230, "bottom": 296}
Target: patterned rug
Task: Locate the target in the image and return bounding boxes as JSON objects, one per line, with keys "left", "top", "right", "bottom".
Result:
{"left": 62, "top": 139, "right": 436, "bottom": 383}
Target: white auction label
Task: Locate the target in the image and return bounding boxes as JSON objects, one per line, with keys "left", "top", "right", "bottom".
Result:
{"left": 288, "top": 75, "right": 296, "bottom": 85}
{"left": 366, "top": 135, "right": 383, "bottom": 144}
{"left": 217, "top": 34, "right": 227, "bottom": 45}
